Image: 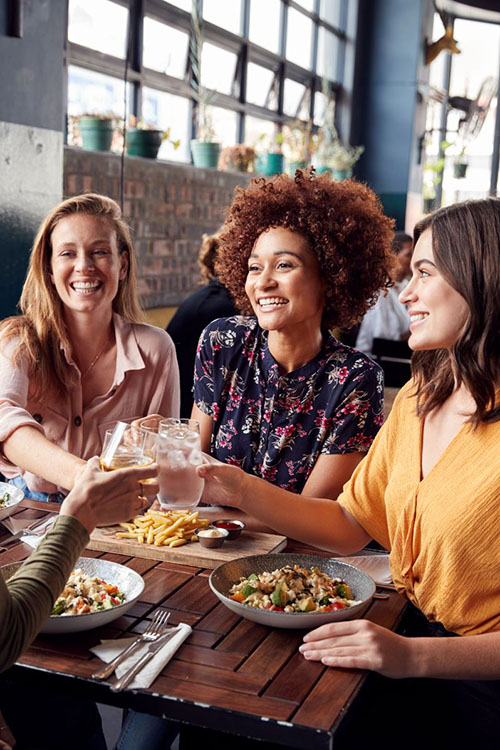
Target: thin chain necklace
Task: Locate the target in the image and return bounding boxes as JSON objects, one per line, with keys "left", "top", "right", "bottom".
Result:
{"left": 81, "top": 339, "right": 108, "bottom": 379}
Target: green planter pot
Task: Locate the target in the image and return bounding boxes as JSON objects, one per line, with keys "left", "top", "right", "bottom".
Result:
{"left": 191, "top": 140, "right": 220, "bottom": 168}
{"left": 453, "top": 162, "right": 467, "bottom": 179}
{"left": 287, "top": 160, "right": 307, "bottom": 176}
{"left": 316, "top": 166, "right": 332, "bottom": 176}
{"left": 423, "top": 197, "right": 435, "bottom": 213}
{"left": 332, "top": 168, "right": 352, "bottom": 181}
{"left": 256, "top": 153, "right": 284, "bottom": 176}
{"left": 78, "top": 116, "right": 113, "bottom": 152}
{"left": 126, "top": 129, "right": 163, "bottom": 159}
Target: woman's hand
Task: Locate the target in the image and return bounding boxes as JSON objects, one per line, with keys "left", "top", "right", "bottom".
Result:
{"left": 299, "top": 620, "right": 416, "bottom": 679}
{"left": 60, "top": 456, "right": 159, "bottom": 534}
{"left": 0, "top": 711, "right": 15, "bottom": 749}
{"left": 197, "top": 462, "right": 250, "bottom": 508}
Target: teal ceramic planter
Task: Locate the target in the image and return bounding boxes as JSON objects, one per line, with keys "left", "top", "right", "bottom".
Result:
{"left": 78, "top": 116, "right": 113, "bottom": 152}
{"left": 191, "top": 140, "right": 220, "bottom": 168}
{"left": 287, "top": 160, "right": 307, "bottom": 176}
{"left": 256, "top": 153, "right": 284, "bottom": 176}
{"left": 332, "top": 168, "right": 352, "bottom": 181}
{"left": 453, "top": 162, "right": 467, "bottom": 179}
{"left": 316, "top": 166, "right": 332, "bottom": 176}
{"left": 126, "top": 129, "right": 163, "bottom": 159}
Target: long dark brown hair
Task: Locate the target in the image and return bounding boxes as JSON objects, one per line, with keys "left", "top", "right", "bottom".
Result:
{"left": 411, "top": 197, "right": 500, "bottom": 425}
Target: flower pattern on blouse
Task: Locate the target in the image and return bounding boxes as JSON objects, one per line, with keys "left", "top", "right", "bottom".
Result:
{"left": 194, "top": 317, "right": 384, "bottom": 493}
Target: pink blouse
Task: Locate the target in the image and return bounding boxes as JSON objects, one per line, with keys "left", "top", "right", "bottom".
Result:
{"left": 0, "top": 314, "right": 180, "bottom": 494}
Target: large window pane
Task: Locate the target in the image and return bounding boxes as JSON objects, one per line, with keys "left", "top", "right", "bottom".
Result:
{"left": 294, "top": 0, "right": 314, "bottom": 12}
{"left": 67, "top": 65, "right": 128, "bottom": 117}
{"left": 319, "top": 0, "right": 343, "bottom": 28}
{"left": 142, "top": 87, "right": 190, "bottom": 162}
{"left": 159, "top": 0, "right": 191, "bottom": 11}
{"left": 313, "top": 90, "right": 329, "bottom": 126}
{"left": 245, "top": 116, "right": 276, "bottom": 148}
{"left": 249, "top": 0, "right": 281, "bottom": 53}
{"left": 317, "top": 27, "right": 339, "bottom": 81}
{"left": 143, "top": 17, "right": 189, "bottom": 78}
{"left": 203, "top": 0, "right": 242, "bottom": 35}
{"left": 286, "top": 8, "right": 313, "bottom": 69}
{"left": 210, "top": 106, "right": 238, "bottom": 146}
{"left": 201, "top": 43, "right": 238, "bottom": 95}
{"left": 68, "top": 0, "right": 128, "bottom": 59}
{"left": 246, "top": 63, "right": 277, "bottom": 108}
{"left": 283, "top": 78, "right": 306, "bottom": 117}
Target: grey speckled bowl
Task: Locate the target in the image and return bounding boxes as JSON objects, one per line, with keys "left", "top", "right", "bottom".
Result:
{"left": 1, "top": 557, "right": 144, "bottom": 634}
{"left": 209, "top": 553, "right": 376, "bottom": 629}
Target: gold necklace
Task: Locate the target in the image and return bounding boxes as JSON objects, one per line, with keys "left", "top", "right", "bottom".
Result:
{"left": 81, "top": 339, "right": 108, "bottom": 379}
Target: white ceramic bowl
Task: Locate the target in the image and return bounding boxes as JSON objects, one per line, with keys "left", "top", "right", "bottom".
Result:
{"left": 0, "top": 482, "right": 24, "bottom": 522}
{"left": 209, "top": 553, "right": 376, "bottom": 630}
{"left": 1, "top": 557, "right": 145, "bottom": 634}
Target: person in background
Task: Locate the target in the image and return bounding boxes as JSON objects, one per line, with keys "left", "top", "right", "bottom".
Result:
{"left": 167, "top": 230, "right": 237, "bottom": 417}
{"left": 0, "top": 193, "right": 179, "bottom": 501}
{"left": 0, "top": 457, "right": 158, "bottom": 750}
{"left": 355, "top": 231, "right": 413, "bottom": 357}
{"left": 198, "top": 198, "right": 500, "bottom": 749}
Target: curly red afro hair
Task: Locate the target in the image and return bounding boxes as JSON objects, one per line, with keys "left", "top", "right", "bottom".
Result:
{"left": 216, "top": 169, "right": 395, "bottom": 329}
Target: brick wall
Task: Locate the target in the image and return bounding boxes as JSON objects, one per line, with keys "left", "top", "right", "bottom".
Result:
{"left": 63, "top": 147, "right": 252, "bottom": 310}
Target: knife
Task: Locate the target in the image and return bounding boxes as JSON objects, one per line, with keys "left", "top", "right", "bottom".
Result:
{"left": 110, "top": 626, "right": 181, "bottom": 693}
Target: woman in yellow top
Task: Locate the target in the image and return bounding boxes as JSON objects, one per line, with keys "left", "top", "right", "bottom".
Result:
{"left": 198, "top": 197, "right": 500, "bottom": 748}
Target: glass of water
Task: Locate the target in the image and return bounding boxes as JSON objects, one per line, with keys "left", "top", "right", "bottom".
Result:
{"left": 156, "top": 418, "right": 204, "bottom": 510}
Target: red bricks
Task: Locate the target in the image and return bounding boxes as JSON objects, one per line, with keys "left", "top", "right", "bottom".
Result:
{"left": 63, "top": 147, "right": 252, "bottom": 310}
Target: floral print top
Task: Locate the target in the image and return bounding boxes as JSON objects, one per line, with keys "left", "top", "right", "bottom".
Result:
{"left": 194, "top": 317, "right": 384, "bottom": 493}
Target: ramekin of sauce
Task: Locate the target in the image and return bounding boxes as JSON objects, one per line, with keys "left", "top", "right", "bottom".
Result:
{"left": 195, "top": 526, "right": 229, "bottom": 548}
{"left": 212, "top": 519, "right": 246, "bottom": 540}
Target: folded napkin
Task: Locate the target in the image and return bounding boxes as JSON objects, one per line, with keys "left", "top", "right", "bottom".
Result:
{"left": 335, "top": 554, "right": 392, "bottom": 586}
{"left": 91, "top": 623, "right": 192, "bottom": 689}
{"left": 19, "top": 517, "right": 56, "bottom": 549}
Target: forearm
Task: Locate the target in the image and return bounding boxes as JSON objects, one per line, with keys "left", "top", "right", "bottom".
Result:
{"left": 3, "top": 426, "right": 85, "bottom": 490}
{"left": 408, "top": 632, "right": 500, "bottom": 680}
{"left": 240, "top": 473, "right": 370, "bottom": 554}
{"left": 0, "top": 515, "right": 88, "bottom": 672}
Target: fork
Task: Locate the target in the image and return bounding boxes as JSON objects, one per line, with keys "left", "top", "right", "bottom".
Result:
{"left": 92, "top": 609, "right": 171, "bottom": 681}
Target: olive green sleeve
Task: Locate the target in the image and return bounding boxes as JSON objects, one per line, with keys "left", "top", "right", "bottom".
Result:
{"left": 0, "top": 514, "right": 89, "bottom": 672}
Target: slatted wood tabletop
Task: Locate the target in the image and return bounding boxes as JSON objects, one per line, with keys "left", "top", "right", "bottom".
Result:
{"left": 1, "top": 501, "right": 406, "bottom": 749}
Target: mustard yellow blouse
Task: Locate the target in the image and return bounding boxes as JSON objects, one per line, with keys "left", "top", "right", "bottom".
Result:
{"left": 338, "top": 382, "right": 500, "bottom": 636}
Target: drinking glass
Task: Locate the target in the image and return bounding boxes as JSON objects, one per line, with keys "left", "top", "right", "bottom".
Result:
{"left": 156, "top": 418, "right": 204, "bottom": 510}
{"left": 100, "top": 425, "right": 154, "bottom": 471}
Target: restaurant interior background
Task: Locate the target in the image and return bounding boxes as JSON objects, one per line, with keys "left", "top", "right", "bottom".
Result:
{"left": 0, "top": 0, "right": 499, "bottom": 330}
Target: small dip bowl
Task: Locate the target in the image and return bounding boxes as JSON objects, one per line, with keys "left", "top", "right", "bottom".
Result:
{"left": 195, "top": 526, "right": 229, "bottom": 549}
{"left": 212, "top": 519, "right": 246, "bottom": 540}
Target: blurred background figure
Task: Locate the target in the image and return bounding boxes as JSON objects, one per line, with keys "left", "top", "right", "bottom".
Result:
{"left": 355, "top": 231, "right": 413, "bottom": 358}
{"left": 167, "top": 230, "right": 237, "bottom": 417}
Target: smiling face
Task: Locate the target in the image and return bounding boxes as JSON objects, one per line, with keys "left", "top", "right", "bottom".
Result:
{"left": 50, "top": 213, "right": 128, "bottom": 320}
{"left": 244, "top": 226, "right": 325, "bottom": 336}
{"left": 399, "top": 229, "right": 469, "bottom": 351}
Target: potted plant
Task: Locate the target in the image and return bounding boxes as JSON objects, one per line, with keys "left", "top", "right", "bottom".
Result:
{"left": 125, "top": 115, "right": 180, "bottom": 159}
{"left": 70, "top": 113, "right": 117, "bottom": 152}
{"left": 254, "top": 131, "right": 285, "bottom": 176}
{"left": 315, "top": 82, "right": 363, "bottom": 179}
{"left": 282, "top": 119, "right": 318, "bottom": 175}
{"left": 453, "top": 146, "right": 468, "bottom": 179}
{"left": 218, "top": 144, "right": 256, "bottom": 173}
{"left": 190, "top": 3, "right": 220, "bottom": 168}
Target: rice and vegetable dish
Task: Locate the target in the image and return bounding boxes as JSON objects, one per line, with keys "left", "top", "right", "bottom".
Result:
{"left": 51, "top": 569, "right": 126, "bottom": 616}
{"left": 229, "top": 564, "right": 359, "bottom": 613}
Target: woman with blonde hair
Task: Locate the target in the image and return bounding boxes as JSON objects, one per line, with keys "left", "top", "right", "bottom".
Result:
{"left": 0, "top": 193, "right": 179, "bottom": 500}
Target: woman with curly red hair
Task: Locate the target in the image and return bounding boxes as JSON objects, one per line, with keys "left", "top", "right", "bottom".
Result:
{"left": 191, "top": 169, "right": 394, "bottom": 505}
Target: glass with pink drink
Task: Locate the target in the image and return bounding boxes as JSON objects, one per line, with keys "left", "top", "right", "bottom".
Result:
{"left": 156, "top": 418, "right": 204, "bottom": 510}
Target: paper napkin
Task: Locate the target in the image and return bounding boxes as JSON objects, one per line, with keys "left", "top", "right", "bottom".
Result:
{"left": 336, "top": 554, "right": 392, "bottom": 586}
{"left": 91, "top": 623, "right": 192, "bottom": 689}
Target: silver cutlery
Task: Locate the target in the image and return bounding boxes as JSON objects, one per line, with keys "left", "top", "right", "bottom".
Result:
{"left": 0, "top": 520, "right": 53, "bottom": 548}
{"left": 92, "top": 609, "right": 171, "bottom": 681}
{"left": 110, "top": 624, "right": 182, "bottom": 693}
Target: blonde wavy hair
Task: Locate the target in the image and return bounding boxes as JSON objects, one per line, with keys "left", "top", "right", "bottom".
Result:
{"left": 0, "top": 193, "right": 144, "bottom": 397}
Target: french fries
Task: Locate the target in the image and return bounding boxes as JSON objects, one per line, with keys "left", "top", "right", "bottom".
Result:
{"left": 116, "top": 509, "right": 210, "bottom": 547}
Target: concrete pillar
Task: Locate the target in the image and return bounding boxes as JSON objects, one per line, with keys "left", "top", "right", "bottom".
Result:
{"left": 0, "top": 0, "right": 65, "bottom": 319}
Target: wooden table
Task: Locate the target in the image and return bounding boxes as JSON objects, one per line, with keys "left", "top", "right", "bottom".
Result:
{"left": 1, "top": 501, "right": 406, "bottom": 749}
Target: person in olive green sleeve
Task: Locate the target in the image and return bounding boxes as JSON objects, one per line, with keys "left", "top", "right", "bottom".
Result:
{"left": 0, "top": 456, "right": 158, "bottom": 750}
